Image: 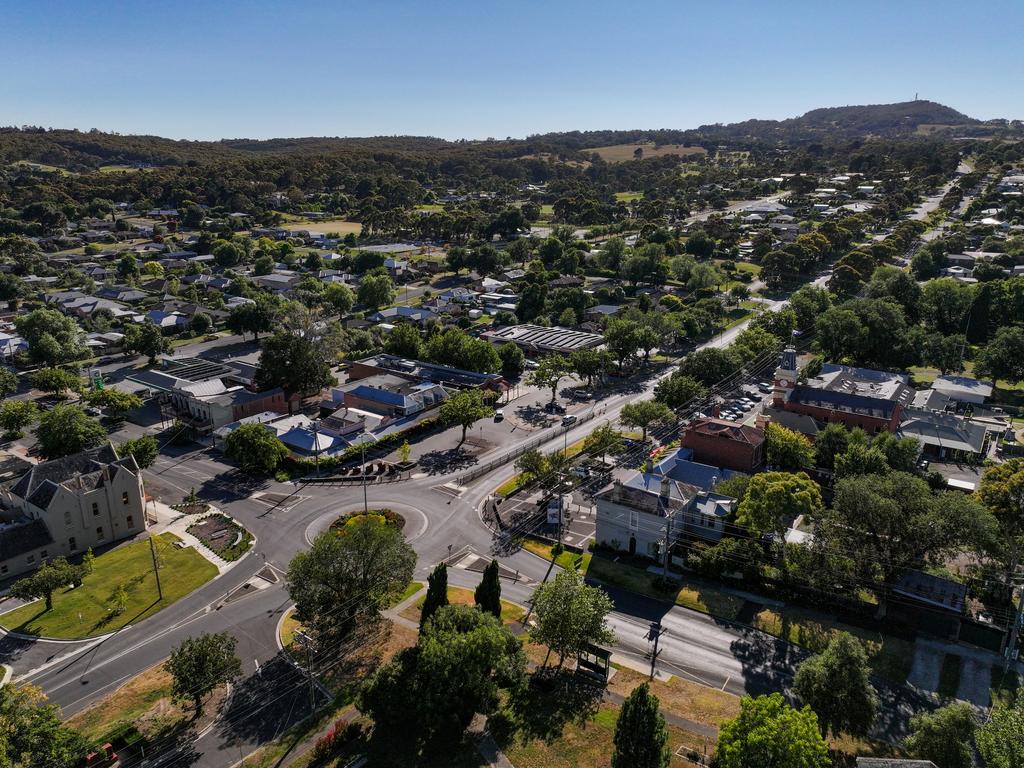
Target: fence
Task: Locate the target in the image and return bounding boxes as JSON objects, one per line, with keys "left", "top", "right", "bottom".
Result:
{"left": 457, "top": 407, "right": 600, "bottom": 485}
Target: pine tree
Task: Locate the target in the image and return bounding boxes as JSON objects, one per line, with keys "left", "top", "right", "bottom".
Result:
{"left": 612, "top": 683, "right": 670, "bottom": 768}
{"left": 420, "top": 562, "right": 448, "bottom": 630}
{"left": 474, "top": 559, "right": 502, "bottom": 619}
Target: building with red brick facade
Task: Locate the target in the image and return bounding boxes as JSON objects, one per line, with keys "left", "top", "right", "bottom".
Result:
{"left": 681, "top": 418, "right": 766, "bottom": 472}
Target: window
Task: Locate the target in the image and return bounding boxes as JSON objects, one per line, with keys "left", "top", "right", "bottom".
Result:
{"left": 41, "top": 550, "right": 48, "bottom": 559}
{"left": 0, "top": 565, "right": 7, "bottom": 575}
{"left": 126, "top": 515, "right": 134, "bottom": 529}
{"left": 96, "top": 526, "right": 105, "bottom": 541}
{"left": 92, "top": 502, "right": 100, "bottom": 516}
{"left": 64, "top": 510, "right": 72, "bottom": 526}
{"left": 27, "top": 555, "right": 35, "bottom": 564}
{"left": 122, "top": 492, "right": 130, "bottom": 505}
{"left": 69, "top": 537, "right": 77, "bottom": 552}
{"left": 629, "top": 510, "right": 638, "bottom": 532}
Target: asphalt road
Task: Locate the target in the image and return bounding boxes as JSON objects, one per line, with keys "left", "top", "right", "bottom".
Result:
{"left": 0, "top": 181, "right": 957, "bottom": 766}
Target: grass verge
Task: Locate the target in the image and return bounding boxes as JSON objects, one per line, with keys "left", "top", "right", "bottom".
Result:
{"left": 400, "top": 586, "right": 525, "bottom": 626}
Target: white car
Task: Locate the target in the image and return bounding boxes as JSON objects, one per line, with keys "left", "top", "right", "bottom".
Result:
{"left": 494, "top": 409, "right": 504, "bottom": 421}
{"left": 524, "top": 359, "right": 539, "bottom": 370}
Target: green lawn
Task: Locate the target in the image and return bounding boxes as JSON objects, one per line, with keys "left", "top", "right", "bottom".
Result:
{"left": 614, "top": 191, "right": 643, "bottom": 203}
{"left": 0, "top": 534, "right": 217, "bottom": 639}
{"left": 521, "top": 538, "right": 592, "bottom": 573}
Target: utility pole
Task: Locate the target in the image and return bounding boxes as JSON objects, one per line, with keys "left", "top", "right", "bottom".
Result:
{"left": 294, "top": 630, "right": 317, "bottom": 713}
{"left": 361, "top": 440, "right": 369, "bottom": 514}
{"left": 149, "top": 536, "right": 163, "bottom": 601}
{"left": 648, "top": 620, "right": 667, "bottom": 679}
{"left": 312, "top": 420, "right": 321, "bottom": 474}
{"left": 1005, "top": 581, "right": 1023, "bottom": 672}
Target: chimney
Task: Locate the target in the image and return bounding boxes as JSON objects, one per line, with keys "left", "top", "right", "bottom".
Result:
{"left": 756, "top": 412, "right": 770, "bottom": 430}
{"left": 660, "top": 474, "right": 672, "bottom": 502}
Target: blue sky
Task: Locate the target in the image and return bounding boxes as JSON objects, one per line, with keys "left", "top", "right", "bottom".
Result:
{"left": 2, "top": 0, "right": 1022, "bottom": 140}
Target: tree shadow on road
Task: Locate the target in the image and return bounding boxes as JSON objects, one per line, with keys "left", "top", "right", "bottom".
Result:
{"left": 728, "top": 627, "right": 806, "bottom": 697}
{"left": 417, "top": 447, "right": 478, "bottom": 475}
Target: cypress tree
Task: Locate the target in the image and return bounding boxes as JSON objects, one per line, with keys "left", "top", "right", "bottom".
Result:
{"left": 474, "top": 559, "right": 502, "bottom": 619}
{"left": 420, "top": 562, "right": 448, "bottom": 630}
{"left": 612, "top": 682, "right": 670, "bottom": 768}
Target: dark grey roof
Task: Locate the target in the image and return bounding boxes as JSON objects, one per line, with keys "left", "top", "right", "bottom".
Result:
{"left": 0, "top": 519, "right": 54, "bottom": 561}
{"left": 10, "top": 444, "right": 119, "bottom": 501}
{"left": 789, "top": 385, "right": 897, "bottom": 418}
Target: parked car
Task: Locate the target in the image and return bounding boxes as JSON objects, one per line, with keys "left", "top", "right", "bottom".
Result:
{"left": 562, "top": 414, "right": 578, "bottom": 426}
{"left": 524, "top": 359, "right": 539, "bottom": 370}
{"left": 758, "top": 382, "right": 773, "bottom": 393}
{"left": 544, "top": 401, "right": 566, "bottom": 414}
{"left": 493, "top": 409, "right": 504, "bottom": 422}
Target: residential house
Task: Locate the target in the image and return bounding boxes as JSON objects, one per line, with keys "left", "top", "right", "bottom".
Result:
{"left": 366, "top": 306, "right": 438, "bottom": 326}
{"left": 0, "top": 444, "right": 146, "bottom": 579}
{"left": 252, "top": 272, "right": 301, "bottom": 294}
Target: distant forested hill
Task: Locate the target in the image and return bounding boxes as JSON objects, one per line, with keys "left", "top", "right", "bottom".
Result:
{"left": 0, "top": 100, "right": 1014, "bottom": 173}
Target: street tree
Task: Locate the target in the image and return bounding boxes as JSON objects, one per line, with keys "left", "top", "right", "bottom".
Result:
{"left": 977, "top": 457, "right": 1024, "bottom": 594}
{"left": 612, "top": 682, "right": 670, "bottom": 768}
{"left": 15, "top": 308, "right": 86, "bottom": 367}
{"left": 438, "top": 389, "right": 493, "bottom": 443}
{"left": 904, "top": 703, "right": 977, "bottom": 768}
{"left": 498, "top": 341, "right": 525, "bottom": 375}
{"left": 792, "top": 632, "right": 877, "bottom": 738}
{"left": 287, "top": 518, "right": 416, "bottom": 644}
{"left": 525, "top": 354, "right": 572, "bottom": 403}
{"left": 224, "top": 422, "right": 289, "bottom": 474}
{"left": 226, "top": 297, "right": 278, "bottom": 341}
{"left": 357, "top": 272, "right": 396, "bottom": 310}
{"left": 36, "top": 404, "right": 106, "bottom": 459}
{"left": 0, "top": 367, "right": 18, "bottom": 397}
{"left": 255, "top": 331, "right": 335, "bottom": 397}
{"left": 383, "top": 323, "right": 423, "bottom": 359}
{"left": 736, "top": 472, "right": 822, "bottom": 536}
{"left": 531, "top": 568, "right": 615, "bottom": 668}
{"left": 29, "top": 367, "right": 80, "bottom": 397}
{"left": 358, "top": 605, "right": 526, "bottom": 753}
{"left": 677, "top": 347, "right": 739, "bottom": 386}
{"left": 122, "top": 321, "right": 170, "bottom": 363}
{"left": 620, "top": 399, "right": 672, "bottom": 441}
{"left": 976, "top": 699, "right": 1024, "bottom": 768}
{"left": 604, "top": 318, "right": 643, "bottom": 371}
{"left": 323, "top": 282, "right": 355, "bottom": 315}
{"left": 0, "top": 399, "right": 38, "bottom": 439}
{"left": 569, "top": 347, "right": 609, "bottom": 388}
{"left": 716, "top": 693, "right": 830, "bottom": 768}
{"left": 0, "top": 683, "right": 91, "bottom": 768}
{"left": 653, "top": 371, "right": 706, "bottom": 411}
{"left": 189, "top": 311, "right": 212, "bottom": 336}
{"left": 81, "top": 388, "right": 143, "bottom": 420}
{"left": 421, "top": 562, "right": 449, "bottom": 629}
{"left": 474, "top": 559, "right": 502, "bottom": 619}
{"left": 118, "top": 435, "right": 159, "bottom": 469}
{"left": 584, "top": 422, "right": 623, "bottom": 463}
{"left": 765, "top": 423, "right": 815, "bottom": 471}
{"left": 10, "top": 558, "right": 80, "bottom": 611}
{"left": 815, "top": 472, "right": 994, "bottom": 601}
{"left": 166, "top": 632, "right": 242, "bottom": 714}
